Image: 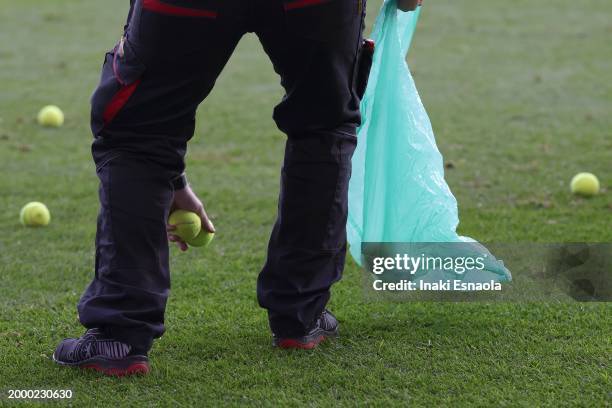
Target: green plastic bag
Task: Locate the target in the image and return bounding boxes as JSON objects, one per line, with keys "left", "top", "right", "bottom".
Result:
{"left": 348, "top": 1, "right": 511, "bottom": 283}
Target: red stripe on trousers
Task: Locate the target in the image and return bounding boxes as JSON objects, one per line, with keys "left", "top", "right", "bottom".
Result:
{"left": 103, "top": 80, "right": 142, "bottom": 125}
{"left": 142, "top": 0, "right": 217, "bottom": 18}
{"left": 284, "top": 0, "right": 330, "bottom": 11}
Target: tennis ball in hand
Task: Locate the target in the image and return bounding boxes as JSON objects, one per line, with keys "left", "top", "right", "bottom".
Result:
{"left": 168, "top": 210, "right": 201, "bottom": 242}
{"left": 37, "top": 105, "right": 64, "bottom": 127}
{"left": 187, "top": 229, "right": 215, "bottom": 248}
{"left": 570, "top": 173, "right": 600, "bottom": 197}
{"left": 20, "top": 202, "right": 51, "bottom": 227}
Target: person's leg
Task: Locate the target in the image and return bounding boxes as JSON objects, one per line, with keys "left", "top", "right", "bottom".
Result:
{"left": 255, "top": 0, "right": 366, "bottom": 340}
{"left": 69, "top": 0, "right": 246, "bottom": 358}
{"left": 77, "top": 155, "right": 175, "bottom": 353}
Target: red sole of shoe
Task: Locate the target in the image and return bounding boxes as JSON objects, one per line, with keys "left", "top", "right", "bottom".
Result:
{"left": 277, "top": 335, "right": 326, "bottom": 350}
{"left": 81, "top": 362, "right": 150, "bottom": 377}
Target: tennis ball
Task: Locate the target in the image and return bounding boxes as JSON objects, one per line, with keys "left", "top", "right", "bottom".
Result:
{"left": 570, "top": 172, "right": 600, "bottom": 197}
{"left": 168, "top": 210, "right": 201, "bottom": 242}
{"left": 20, "top": 202, "right": 51, "bottom": 227}
{"left": 187, "top": 230, "right": 215, "bottom": 248}
{"left": 37, "top": 105, "right": 64, "bottom": 127}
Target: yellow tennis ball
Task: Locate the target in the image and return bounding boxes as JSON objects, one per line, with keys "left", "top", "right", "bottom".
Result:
{"left": 168, "top": 210, "right": 201, "bottom": 242}
{"left": 20, "top": 202, "right": 51, "bottom": 227}
{"left": 570, "top": 172, "right": 600, "bottom": 197}
{"left": 187, "top": 230, "right": 215, "bottom": 248}
{"left": 37, "top": 105, "right": 64, "bottom": 127}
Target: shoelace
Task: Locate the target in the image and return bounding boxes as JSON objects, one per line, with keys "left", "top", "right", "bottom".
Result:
{"left": 68, "top": 329, "right": 131, "bottom": 361}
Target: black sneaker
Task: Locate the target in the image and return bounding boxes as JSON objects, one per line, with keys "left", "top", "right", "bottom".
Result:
{"left": 53, "top": 328, "right": 150, "bottom": 377}
{"left": 273, "top": 310, "right": 339, "bottom": 349}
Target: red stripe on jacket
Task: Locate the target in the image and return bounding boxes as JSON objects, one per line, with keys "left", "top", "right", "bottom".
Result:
{"left": 284, "top": 0, "right": 330, "bottom": 11}
{"left": 103, "top": 80, "right": 141, "bottom": 125}
{"left": 142, "top": 0, "right": 217, "bottom": 18}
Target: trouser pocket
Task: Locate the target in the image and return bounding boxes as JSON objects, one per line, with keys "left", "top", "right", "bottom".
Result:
{"left": 91, "top": 38, "right": 146, "bottom": 135}
{"left": 128, "top": 0, "right": 221, "bottom": 60}
{"left": 277, "top": 133, "right": 356, "bottom": 251}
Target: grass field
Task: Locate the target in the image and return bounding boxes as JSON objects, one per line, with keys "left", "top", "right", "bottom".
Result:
{"left": 1, "top": 0, "right": 610, "bottom": 406}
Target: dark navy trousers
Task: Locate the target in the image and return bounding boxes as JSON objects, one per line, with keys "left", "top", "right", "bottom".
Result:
{"left": 78, "top": 0, "right": 365, "bottom": 350}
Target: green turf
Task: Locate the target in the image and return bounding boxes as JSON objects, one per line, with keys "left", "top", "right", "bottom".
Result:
{"left": 0, "top": 0, "right": 610, "bottom": 406}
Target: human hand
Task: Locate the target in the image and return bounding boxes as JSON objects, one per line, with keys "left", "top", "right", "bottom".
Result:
{"left": 397, "top": 0, "right": 422, "bottom": 12}
{"left": 167, "top": 185, "right": 215, "bottom": 251}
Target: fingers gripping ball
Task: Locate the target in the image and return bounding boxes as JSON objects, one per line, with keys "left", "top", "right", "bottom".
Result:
{"left": 20, "top": 202, "right": 51, "bottom": 227}
{"left": 168, "top": 210, "right": 201, "bottom": 242}
{"left": 187, "top": 230, "right": 215, "bottom": 248}
{"left": 570, "top": 173, "right": 600, "bottom": 197}
{"left": 37, "top": 105, "right": 64, "bottom": 127}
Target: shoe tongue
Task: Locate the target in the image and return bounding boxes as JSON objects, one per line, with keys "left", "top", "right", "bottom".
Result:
{"left": 78, "top": 335, "right": 131, "bottom": 360}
